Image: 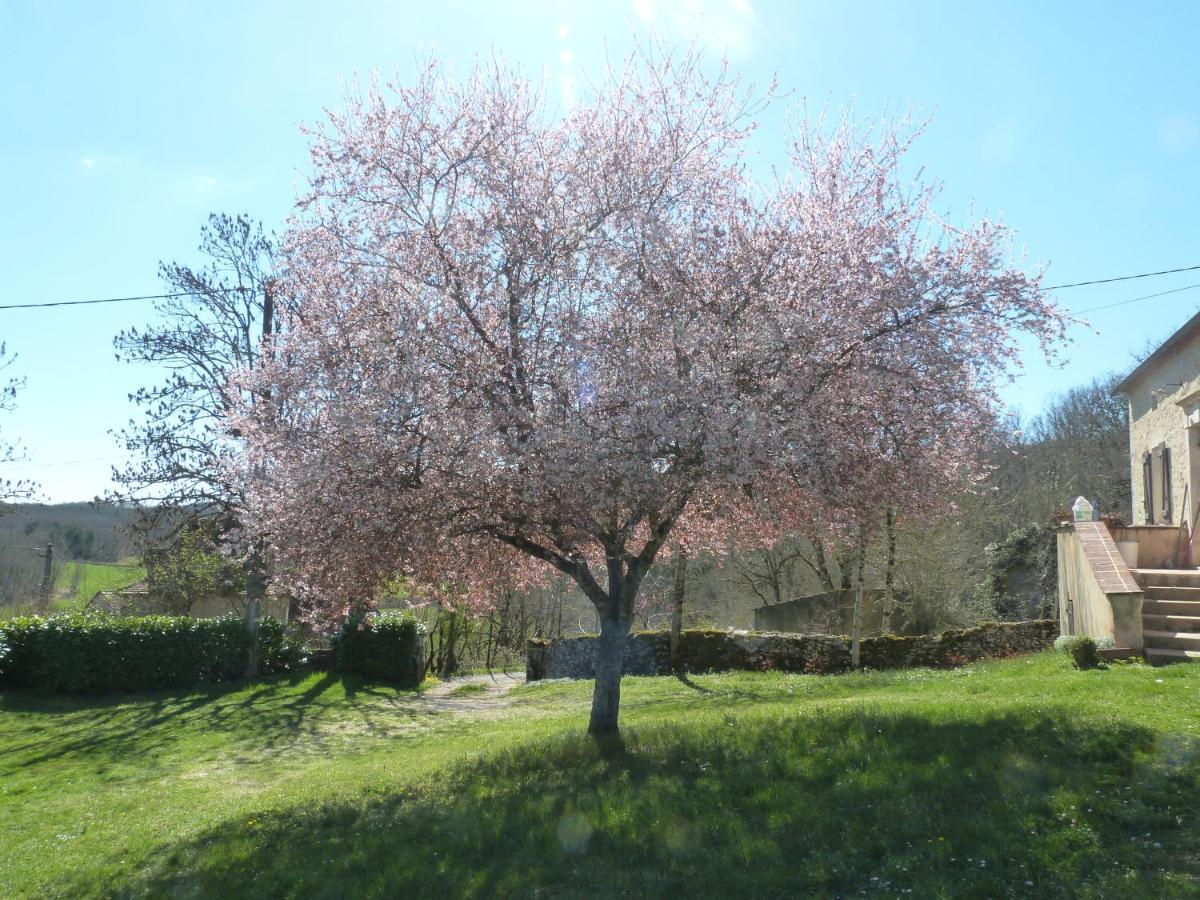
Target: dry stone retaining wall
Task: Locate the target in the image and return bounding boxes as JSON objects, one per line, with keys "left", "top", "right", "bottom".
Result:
{"left": 526, "top": 620, "right": 1059, "bottom": 681}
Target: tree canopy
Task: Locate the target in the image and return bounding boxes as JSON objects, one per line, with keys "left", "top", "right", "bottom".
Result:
{"left": 236, "top": 49, "right": 1064, "bottom": 734}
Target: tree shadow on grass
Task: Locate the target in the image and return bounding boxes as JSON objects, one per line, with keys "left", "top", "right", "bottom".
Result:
{"left": 111, "top": 707, "right": 1200, "bottom": 900}
{"left": 0, "top": 672, "right": 431, "bottom": 775}
{"left": 673, "top": 671, "right": 714, "bottom": 694}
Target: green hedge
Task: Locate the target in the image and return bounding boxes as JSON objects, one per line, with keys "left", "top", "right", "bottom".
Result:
{"left": 334, "top": 611, "right": 426, "bottom": 687}
{"left": 0, "top": 613, "right": 302, "bottom": 694}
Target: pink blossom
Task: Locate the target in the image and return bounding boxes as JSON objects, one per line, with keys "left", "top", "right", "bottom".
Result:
{"left": 231, "top": 48, "right": 1063, "bottom": 732}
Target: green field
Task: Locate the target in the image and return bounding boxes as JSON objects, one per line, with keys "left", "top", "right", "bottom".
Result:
{"left": 2, "top": 653, "right": 1198, "bottom": 898}
{"left": 51, "top": 560, "right": 146, "bottom": 608}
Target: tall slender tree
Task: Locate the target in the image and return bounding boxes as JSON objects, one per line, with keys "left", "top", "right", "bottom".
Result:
{"left": 236, "top": 50, "right": 1063, "bottom": 736}
{"left": 112, "top": 213, "right": 279, "bottom": 531}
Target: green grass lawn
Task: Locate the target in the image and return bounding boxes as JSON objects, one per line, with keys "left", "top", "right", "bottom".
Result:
{"left": 2, "top": 653, "right": 1199, "bottom": 898}
{"left": 51, "top": 559, "right": 146, "bottom": 609}
{"left": 446, "top": 680, "right": 491, "bottom": 697}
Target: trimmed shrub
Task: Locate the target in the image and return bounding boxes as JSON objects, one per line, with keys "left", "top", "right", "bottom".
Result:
{"left": 1053, "top": 635, "right": 1078, "bottom": 653}
{"left": 334, "top": 611, "right": 426, "bottom": 687}
{"left": 256, "top": 617, "right": 307, "bottom": 674}
{"left": 1054, "top": 634, "right": 1114, "bottom": 657}
{"left": 0, "top": 613, "right": 300, "bottom": 693}
{"left": 1070, "top": 636, "right": 1102, "bottom": 670}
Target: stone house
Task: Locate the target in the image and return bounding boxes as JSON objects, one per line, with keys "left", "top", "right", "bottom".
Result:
{"left": 1053, "top": 310, "right": 1200, "bottom": 663}
{"left": 1117, "top": 307, "right": 1200, "bottom": 543}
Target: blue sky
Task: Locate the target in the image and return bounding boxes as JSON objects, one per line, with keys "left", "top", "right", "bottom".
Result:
{"left": 1, "top": 0, "right": 1198, "bottom": 501}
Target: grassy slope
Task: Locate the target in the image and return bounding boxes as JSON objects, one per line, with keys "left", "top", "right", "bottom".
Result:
{"left": 51, "top": 560, "right": 146, "bottom": 609}
{"left": 1, "top": 654, "right": 1198, "bottom": 898}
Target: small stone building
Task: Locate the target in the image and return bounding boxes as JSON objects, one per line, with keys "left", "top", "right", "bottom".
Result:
{"left": 753, "top": 589, "right": 888, "bottom": 636}
{"left": 91, "top": 581, "right": 290, "bottom": 620}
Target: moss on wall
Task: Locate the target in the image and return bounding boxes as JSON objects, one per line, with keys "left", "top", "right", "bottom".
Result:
{"left": 527, "top": 620, "right": 1059, "bottom": 681}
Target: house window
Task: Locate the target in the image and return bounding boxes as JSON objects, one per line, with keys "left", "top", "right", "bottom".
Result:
{"left": 1162, "top": 445, "right": 1173, "bottom": 523}
{"left": 1143, "top": 452, "right": 1154, "bottom": 524}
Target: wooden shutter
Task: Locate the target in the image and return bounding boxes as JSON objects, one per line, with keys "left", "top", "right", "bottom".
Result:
{"left": 1162, "top": 446, "right": 1173, "bottom": 523}
{"left": 1144, "top": 452, "right": 1155, "bottom": 524}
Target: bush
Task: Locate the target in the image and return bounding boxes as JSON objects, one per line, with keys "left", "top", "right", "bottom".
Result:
{"left": 1055, "top": 634, "right": 1114, "bottom": 657}
{"left": 0, "top": 613, "right": 299, "bottom": 693}
{"left": 334, "top": 611, "right": 426, "bottom": 687}
{"left": 1070, "top": 636, "right": 1102, "bottom": 670}
{"left": 256, "top": 617, "right": 307, "bottom": 673}
{"left": 1053, "top": 634, "right": 1078, "bottom": 653}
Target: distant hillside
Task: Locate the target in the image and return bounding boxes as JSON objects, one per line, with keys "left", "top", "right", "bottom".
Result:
{"left": 0, "top": 502, "right": 144, "bottom": 612}
{"left": 0, "top": 502, "right": 140, "bottom": 561}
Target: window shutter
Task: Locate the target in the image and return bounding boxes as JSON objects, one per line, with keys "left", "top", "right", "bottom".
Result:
{"left": 1144, "top": 453, "right": 1155, "bottom": 524}
{"left": 1162, "top": 446, "right": 1173, "bottom": 523}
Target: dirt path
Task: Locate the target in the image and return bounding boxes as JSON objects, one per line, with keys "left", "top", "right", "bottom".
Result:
{"left": 417, "top": 671, "right": 526, "bottom": 714}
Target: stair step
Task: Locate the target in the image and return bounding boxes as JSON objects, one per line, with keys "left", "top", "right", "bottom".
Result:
{"left": 1143, "top": 629, "right": 1200, "bottom": 651}
{"left": 1143, "top": 599, "right": 1200, "bottom": 617}
{"left": 1140, "top": 585, "right": 1200, "bottom": 602}
{"left": 1133, "top": 568, "right": 1200, "bottom": 588}
{"left": 1145, "top": 647, "right": 1200, "bottom": 664}
{"left": 1142, "top": 614, "right": 1200, "bottom": 631}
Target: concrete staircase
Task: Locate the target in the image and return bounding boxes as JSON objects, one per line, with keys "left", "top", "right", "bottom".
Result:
{"left": 1134, "top": 569, "right": 1200, "bottom": 664}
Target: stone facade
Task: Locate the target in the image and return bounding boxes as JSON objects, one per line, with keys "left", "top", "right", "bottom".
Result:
{"left": 526, "top": 620, "right": 1059, "bottom": 681}
{"left": 1120, "top": 311, "right": 1200, "bottom": 531}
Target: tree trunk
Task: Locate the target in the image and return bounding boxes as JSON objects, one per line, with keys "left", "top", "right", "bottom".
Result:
{"left": 850, "top": 585, "right": 863, "bottom": 669}
{"left": 441, "top": 610, "right": 459, "bottom": 677}
{"left": 244, "top": 594, "right": 262, "bottom": 677}
{"left": 589, "top": 613, "right": 632, "bottom": 737}
{"left": 243, "top": 540, "right": 267, "bottom": 679}
{"left": 849, "top": 533, "right": 866, "bottom": 669}
{"left": 882, "top": 507, "right": 898, "bottom": 634}
{"left": 669, "top": 551, "right": 688, "bottom": 671}
{"left": 812, "top": 540, "right": 837, "bottom": 592}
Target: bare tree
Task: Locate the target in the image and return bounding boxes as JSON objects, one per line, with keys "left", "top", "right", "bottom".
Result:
{"left": 0, "top": 344, "right": 35, "bottom": 503}
{"left": 111, "top": 214, "right": 282, "bottom": 670}
{"left": 729, "top": 537, "right": 807, "bottom": 606}
{"left": 110, "top": 213, "right": 280, "bottom": 536}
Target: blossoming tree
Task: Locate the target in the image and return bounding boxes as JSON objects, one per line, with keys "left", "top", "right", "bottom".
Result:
{"left": 236, "top": 51, "right": 1063, "bottom": 735}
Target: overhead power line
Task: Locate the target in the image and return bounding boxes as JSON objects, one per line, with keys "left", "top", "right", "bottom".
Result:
{"left": 3, "top": 263, "right": 1200, "bottom": 311}
{"left": 1070, "top": 282, "right": 1200, "bottom": 315}
{"left": 1045, "top": 264, "right": 1200, "bottom": 291}
{"left": 0, "top": 287, "right": 253, "bottom": 311}
{"left": 0, "top": 455, "right": 121, "bottom": 472}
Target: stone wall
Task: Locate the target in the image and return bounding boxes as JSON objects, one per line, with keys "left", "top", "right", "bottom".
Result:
{"left": 1056, "top": 523, "right": 1143, "bottom": 649}
{"left": 526, "top": 620, "right": 1059, "bottom": 681}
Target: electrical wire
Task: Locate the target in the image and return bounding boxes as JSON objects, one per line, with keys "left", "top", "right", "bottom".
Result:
{"left": 0, "top": 287, "right": 253, "bottom": 311}
{"left": 1045, "top": 264, "right": 1200, "bottom": 290}
{"left": 4, "top": 263, "right": 1200, "bottom": 311}
{"left": 0, "top": 455, "right": 120, "bottom": 471}
{"left": 1070, "top": 286, "right": 1200, "bottom": 319}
